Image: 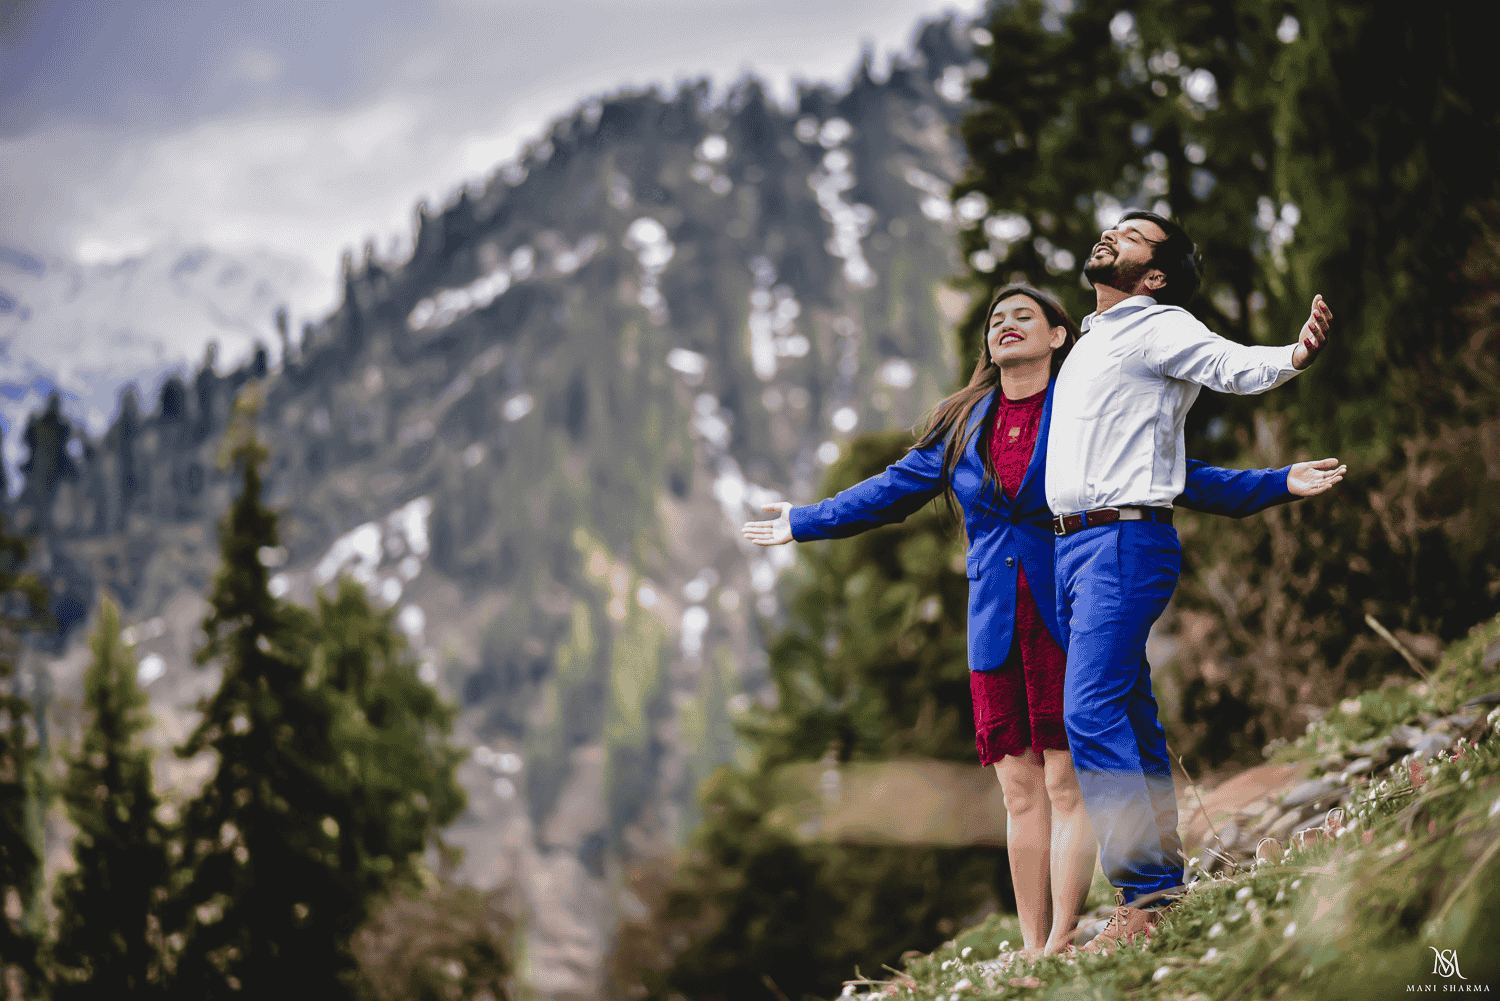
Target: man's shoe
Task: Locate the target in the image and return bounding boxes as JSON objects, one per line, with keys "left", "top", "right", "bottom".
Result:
{"left": 1079, "top": 890, "right": 1168, "bottom": 955}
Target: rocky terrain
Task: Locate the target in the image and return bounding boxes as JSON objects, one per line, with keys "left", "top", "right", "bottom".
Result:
{"left": 12, "top": 16, "right": 991, "bottom": 999}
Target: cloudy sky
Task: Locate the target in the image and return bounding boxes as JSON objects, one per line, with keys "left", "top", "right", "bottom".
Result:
{"left": 2, "top": 0, "right": 983, "bottom": 318}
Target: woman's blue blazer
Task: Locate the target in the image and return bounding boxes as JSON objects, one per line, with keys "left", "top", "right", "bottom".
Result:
{"left": 788, "top": 379, "right": 1295, "bottom": 673}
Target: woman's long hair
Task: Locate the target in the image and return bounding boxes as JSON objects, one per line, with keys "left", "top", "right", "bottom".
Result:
{"left": 912, "top": 283, "right": 1079, "bottom": 527}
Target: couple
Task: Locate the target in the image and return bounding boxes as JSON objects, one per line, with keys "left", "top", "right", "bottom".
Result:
{"left": 741, "top": 211, "right": 1341, "bottom": 956}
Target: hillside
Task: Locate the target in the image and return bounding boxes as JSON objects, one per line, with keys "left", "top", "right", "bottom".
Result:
{"left": 12, "top": 17, "right": 986, "bottom": 999}
{"left": 858, "top": 616, "right": 1500, "bottom": 999}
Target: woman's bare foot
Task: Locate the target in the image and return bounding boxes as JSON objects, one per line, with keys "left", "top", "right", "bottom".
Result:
{"left": 1042, "top": 928, "right": 1076, "bottom": 955}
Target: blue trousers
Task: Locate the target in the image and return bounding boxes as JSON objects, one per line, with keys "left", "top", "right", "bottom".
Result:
{"left": 1054, "top": 521, "right": 1183, "bottom": 905}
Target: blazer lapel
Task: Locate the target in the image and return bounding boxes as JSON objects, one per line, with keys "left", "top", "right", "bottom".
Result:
{"left": 959, "top": 388, "right": 1007, "bottom": 513}
{"left": 1012, "top": 378, "right": 1055, "bottom": 503}
{"left": 961, "top": 388, "right": 996, "bottom": 469}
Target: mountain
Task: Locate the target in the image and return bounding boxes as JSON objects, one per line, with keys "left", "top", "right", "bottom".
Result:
{"left": 14, "top": 16, "right": 986, "bottom": 999}
{"left": 0, "top": 240, "right": 323, "bottom": 489}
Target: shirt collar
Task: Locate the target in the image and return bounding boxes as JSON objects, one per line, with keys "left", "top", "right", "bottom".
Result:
{"left": 1079, "top": 294, "right": 1158, "bottom": 332}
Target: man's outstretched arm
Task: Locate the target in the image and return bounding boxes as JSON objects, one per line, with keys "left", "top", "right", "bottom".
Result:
{"left": 1151, "top": 295, "right": 1334, "bottom": 394}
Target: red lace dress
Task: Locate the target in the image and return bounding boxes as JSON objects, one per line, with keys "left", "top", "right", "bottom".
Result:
{"left": 970, "top": 387, "right": 1069, "bottom": 765}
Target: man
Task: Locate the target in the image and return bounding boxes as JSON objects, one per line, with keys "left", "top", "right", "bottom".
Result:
{"left": 1046, "top": 210, "right": 1331, "bottom": 952}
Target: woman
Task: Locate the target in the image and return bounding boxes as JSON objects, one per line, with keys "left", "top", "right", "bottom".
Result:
{"left": 742, "top": 283, "right": 1344, "bottom": 955}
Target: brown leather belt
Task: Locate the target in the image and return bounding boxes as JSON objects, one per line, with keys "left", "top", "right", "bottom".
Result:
{"left": 1052, "top": 506, "right": 1174, "bottom": 536}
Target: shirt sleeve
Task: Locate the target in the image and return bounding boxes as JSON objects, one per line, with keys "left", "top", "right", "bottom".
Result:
{"left": 1176, "top": 459, "right": 1295, "bottom": 518}
{"left": 789, "top": 439, "right": 946, "bottom": 542}
{"left": 1147, "top": 309, "right": 1300, "bottom": 395}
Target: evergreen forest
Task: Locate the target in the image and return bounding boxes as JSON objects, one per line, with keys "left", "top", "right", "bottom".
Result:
{"left": 2, "top": 391, "right": 498, "bottom": 998}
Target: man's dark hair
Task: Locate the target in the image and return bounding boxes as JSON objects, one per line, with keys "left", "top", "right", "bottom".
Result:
{"left": 1119, "top": 209, "right": 1201, "bottom": 306}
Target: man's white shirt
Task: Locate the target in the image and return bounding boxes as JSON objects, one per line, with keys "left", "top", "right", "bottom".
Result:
{"left": 1045, "top": 295, "right": 1300, "bottom": 516}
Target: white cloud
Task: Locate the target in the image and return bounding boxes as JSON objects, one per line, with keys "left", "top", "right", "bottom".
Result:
{"left": 230, "top": 47, "right": 286, "bottom": 86}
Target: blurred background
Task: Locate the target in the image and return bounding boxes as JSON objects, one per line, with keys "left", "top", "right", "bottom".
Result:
{"left": 2, "top": 0, "right": 1496, "bottom": 998}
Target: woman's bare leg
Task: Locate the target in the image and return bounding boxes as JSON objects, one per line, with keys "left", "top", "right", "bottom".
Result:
{"left": 993, "top": 750, "right": 1050, "bottom": 954}
{"left": 1041, "top": 748, "right": 1098, "bottom": 953}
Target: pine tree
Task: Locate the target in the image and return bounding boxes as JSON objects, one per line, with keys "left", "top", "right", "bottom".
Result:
{"left": 311, "top": 578, "right": 465, "bottom": 912}
{"left": 167, "top": 386, "right": 466, "bottom": 997}
{"left": 0, "top": 523, "right": 50, "bottom": 992}
{"left": 167, "top": 390, "right": 352, "bottom": 997}
{"left": 50, "top": 596, "right": 171, "bottom": 997}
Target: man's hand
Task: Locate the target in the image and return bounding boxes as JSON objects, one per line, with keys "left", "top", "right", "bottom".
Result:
{"left": 1291, "top": 294, "right": 1332, "bottom": 370}
{"left": 1287, "top": 457, "right": 1346, "bottom": 497}
{"left": 741, "top": 502, "right": 794, "bottom": 546}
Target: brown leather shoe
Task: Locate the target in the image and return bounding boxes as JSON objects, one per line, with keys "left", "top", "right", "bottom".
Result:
{"left": 1079, "top": 890, "right": 1168, "bottom": 954}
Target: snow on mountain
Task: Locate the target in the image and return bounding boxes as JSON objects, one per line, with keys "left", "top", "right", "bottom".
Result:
{"left": 0, "top": 241, "right": 323, "bottom": 486}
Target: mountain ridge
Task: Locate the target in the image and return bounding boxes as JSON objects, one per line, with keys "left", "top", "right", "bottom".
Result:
{"left": 14, "top": 16, "right": 987, "bottom": 998}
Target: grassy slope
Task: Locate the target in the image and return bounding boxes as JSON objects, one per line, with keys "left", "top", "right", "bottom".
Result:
{"left": 843, "top": 613, "right": 1500, "bottom": 1000}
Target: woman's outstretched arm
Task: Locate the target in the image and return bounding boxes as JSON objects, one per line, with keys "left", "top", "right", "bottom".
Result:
{"left": 741, "top": 440, "right": 947, "bottom": 545}
{"left": 742, "top": 501, "right": 794, "bottom": 546}
{"left": 1177, "top": 457, "right": 1346, "bottom": 518}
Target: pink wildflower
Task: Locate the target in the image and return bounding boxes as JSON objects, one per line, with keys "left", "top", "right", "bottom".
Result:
{"left": 1408, "top": 760, "right": 1427, "bottom": 788}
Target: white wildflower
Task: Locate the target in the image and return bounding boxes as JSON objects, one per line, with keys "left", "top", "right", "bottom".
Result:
{"left": 1208, "top": 922, "right": 1225, "bottom": 938}
{"left": 1153, "top": 966, "right": 1172, "bottom": 982}
{"left": 1284, "top": 921, "right": 1298, "bottom": 938}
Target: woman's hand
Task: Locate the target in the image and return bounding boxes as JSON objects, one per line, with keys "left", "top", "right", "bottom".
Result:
{"left": 741, "top": 502, "right": 794, "bottom": 546}
{"left": 1287, "top": 457, "right": 1346, "bottom": 497}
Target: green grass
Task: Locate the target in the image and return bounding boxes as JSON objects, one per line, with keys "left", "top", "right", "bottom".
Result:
{"left": 1273, "top": 613, "right": 1500, "bottom": 768}
{"left": 843, "top": 614, "right": 1500, "bottom": 1000}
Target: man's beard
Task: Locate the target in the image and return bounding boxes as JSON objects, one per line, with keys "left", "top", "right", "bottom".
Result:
{"left": 1084, "top": 253, "right": 1151, "bottom": 291}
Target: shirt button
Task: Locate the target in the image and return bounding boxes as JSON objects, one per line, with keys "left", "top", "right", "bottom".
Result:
{"left": 1005, "top": 557, "right": 1015, "bottom": 567}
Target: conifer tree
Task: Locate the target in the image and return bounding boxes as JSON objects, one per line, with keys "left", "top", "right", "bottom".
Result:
{"left": 50, "top": 595, "right": 171, "bottom": 997}
{"left": 311, "top": 578, "right": 465, "bottom": 912}
{"left": 0, "top": 523, "right": 50, "bottom": 992}
{"left": 167, "top": 387, "right": 466, "bottom": 998}
{"left": 167, "top": 389, "right": 354, "bottom": 997}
